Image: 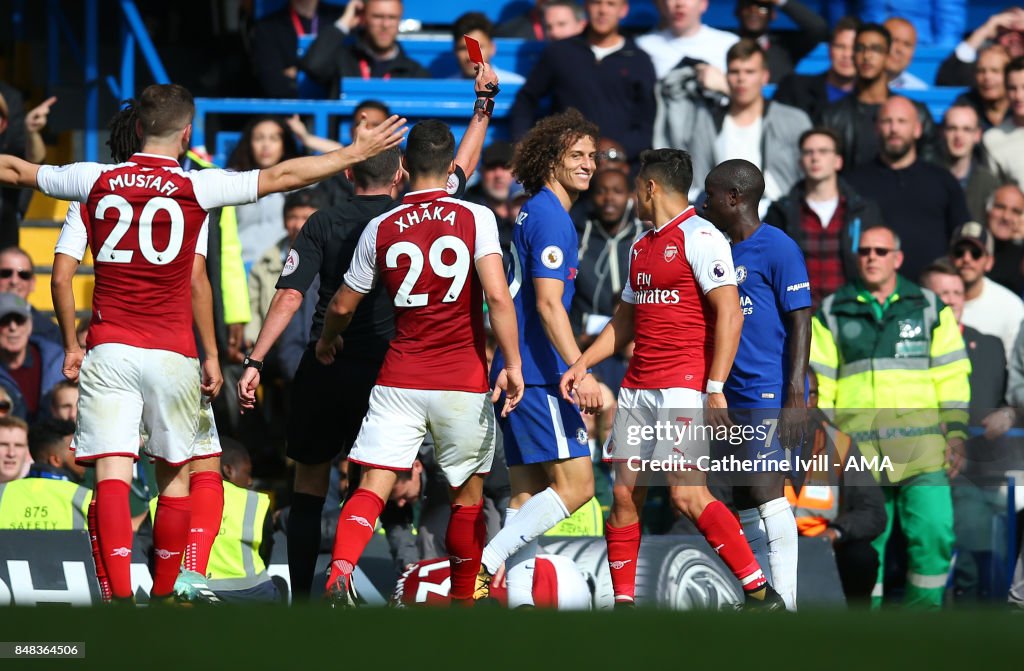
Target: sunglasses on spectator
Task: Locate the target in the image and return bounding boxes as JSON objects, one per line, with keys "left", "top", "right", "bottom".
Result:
{"left": 952, "top": 245, "right": 984, "bottom": 260}
{"left": 0, "top": 400, "right": 10, "bottom": 413}
{"left": 0, "top": 269, "right": 32, "bottom": 280}
{"left": 857, "top": 247, "right": 895, "bottom": 257}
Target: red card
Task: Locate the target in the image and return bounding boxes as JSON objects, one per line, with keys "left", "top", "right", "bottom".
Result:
{"left": 464, "top": 34, "right": 484, "bottom": 64}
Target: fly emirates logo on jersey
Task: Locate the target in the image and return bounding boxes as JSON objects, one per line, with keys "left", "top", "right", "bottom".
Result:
{"left": 394, "top": 203, "right": 457, "bottom": 232}
{"left": 632, "top": 270, "right": 681, "bottom": 305}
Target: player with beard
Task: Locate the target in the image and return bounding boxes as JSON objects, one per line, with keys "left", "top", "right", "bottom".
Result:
{"left": 561, "top": 148, "right": 784, "bottom": 610}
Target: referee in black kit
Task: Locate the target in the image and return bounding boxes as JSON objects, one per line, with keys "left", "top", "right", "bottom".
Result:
{"left": 237, "top": 63, "right": 502, "bottom": 598}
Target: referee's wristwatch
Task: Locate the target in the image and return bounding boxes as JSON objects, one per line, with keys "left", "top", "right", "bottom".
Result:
{"left": 242, "top": 355, "right": 264, "bottom": 372}
{"left": 474, "top": 97, "right": 495, "bottom": 117}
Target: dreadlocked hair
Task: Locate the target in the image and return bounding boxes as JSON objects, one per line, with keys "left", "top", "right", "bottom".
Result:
{"left": 107, "top": 100, "right": 142, "bottom": 163}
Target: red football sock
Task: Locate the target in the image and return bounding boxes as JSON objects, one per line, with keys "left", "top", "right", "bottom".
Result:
{"left": 87, "top": 498, "right": 112, "bottom": 602}
{"left": 96, "top": 479, "right": 133, "bottom": 599}
{"left": 152, "top": 495, "right": 191, "bottom": 597}
{"left": 605, "top": 522, "right": 641, "bottom": 602}
{"left": 446, "top": 502, "right": 485, "bottom": 601}
{"left": 184, "top": 470, "right": 223, "bottom": 576}
{"left": 326, "top": 488, "right": 385, "bottom": 588}
{"left": 696, "top": 501, "right": 766, "bottom": 592}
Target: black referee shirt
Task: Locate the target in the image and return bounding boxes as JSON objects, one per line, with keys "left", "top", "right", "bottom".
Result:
{"left": 276, "top": 168, "right": 467, "bottom": 363}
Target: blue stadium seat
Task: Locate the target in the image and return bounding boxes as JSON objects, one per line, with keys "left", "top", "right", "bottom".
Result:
{"left": 398, "top": 37, "right": 543, "bottom": 78}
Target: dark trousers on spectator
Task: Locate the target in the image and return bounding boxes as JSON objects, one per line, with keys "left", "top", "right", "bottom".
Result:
{"left": 835, "top": 539, "right": 879, "bottom": 604}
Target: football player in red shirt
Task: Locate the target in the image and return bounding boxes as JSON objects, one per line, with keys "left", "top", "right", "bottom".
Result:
{"left": 0, "top": 83, "right": 405, "bottom": 603}
{"left": 561, "top": 148, "right": 784, "bottom": 610}
{"left": 313, "top": 119, "right": 524, "bottom": 606}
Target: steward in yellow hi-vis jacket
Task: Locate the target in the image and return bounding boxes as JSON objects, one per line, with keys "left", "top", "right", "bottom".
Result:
{"left": 809, "top": 225, "right": 970, "bottom": 609}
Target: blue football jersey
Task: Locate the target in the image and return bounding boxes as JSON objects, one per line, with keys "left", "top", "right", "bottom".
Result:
{"left": 726, "top": 224, "right": 811, "bottom": 408}
{"left": 491, "top": 187, "right": 578, "bottom": 385}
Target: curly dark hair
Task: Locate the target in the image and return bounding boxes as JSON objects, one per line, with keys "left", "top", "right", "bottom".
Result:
{"left": 107, "top": 100, "right": 142, "bottom": 163}
{"left": 512, "top": 108, "right": 599, "bottom": 196}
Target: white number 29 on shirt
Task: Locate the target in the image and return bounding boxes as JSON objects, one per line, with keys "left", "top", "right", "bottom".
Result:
{"left": 93, "top": 194, "right": 185, "bottom": 265}
{"left": 385, "top": 235, "right": 470, "bottom": 307}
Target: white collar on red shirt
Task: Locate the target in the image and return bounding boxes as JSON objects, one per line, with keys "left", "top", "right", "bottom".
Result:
{"left": 128, "top": 152, "right": 181, "bottom": 167}
{"left": 653, "top": 205, "right": 696, "bottom": 234}
{"left": 402, "top": 188, "right": 449, "bottom": 204}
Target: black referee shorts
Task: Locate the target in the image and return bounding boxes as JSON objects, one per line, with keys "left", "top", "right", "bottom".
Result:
{"left": 286, "top": 344, "right": 381, "bottom": 465}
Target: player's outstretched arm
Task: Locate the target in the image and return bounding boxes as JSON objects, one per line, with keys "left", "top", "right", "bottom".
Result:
{"left": 237, "top": 287, "right": 305, "bottom": 412}
{"left": 705, "top": 285, "right": 743, "bottom": 425}
{"left": 192, "top": 255, "right": 223, "bottom": 399}
{"left": 50, "top": 252, "right": 82, "bottom": 381}
{"left": 560, "top": 301, "right": 635, "bottom": 413}
{"left": 256, "top": 114, "right": 407, "bottom": 197}
{"left": 315, "top": 284, "right": 366, "bottom": 365}
{"left": 454, "top": 63, "right": 499, "bottom": 180}
{"left": 0, "top": 154, "right": 41, "bottom": 189}
{"left": 478, "top": 253, "right": 524, "bottom": 416}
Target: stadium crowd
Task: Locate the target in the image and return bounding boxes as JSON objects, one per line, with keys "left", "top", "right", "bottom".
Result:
{"left": 2, "top": 0, "right": 1024, "bottom": 609}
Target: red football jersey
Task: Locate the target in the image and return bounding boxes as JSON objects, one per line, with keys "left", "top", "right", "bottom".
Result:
{"left": 344, "top": 189, "right": 502, "bottom": 392}
{"left": 45, "top": 153, "right": 259, "bottom": 357}
{"left": 620, "top": 207, "right": 736, "bottom": 391}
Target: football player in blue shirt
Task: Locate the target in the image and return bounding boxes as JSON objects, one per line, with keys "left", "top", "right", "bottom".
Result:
{"left": 702, "top": 159, "right": 812, "bottom": 611}
{"left": 478, "top": 109, "right": 602, "bottom": 606}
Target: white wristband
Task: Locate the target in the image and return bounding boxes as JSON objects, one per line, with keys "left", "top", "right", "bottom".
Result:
{"left": 706, "top": 380, "right": 725, "bottom": 394}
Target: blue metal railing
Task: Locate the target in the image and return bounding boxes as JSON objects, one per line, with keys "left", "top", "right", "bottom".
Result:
{"left": 45, "top": 0, "right": 171, "bottom": 161}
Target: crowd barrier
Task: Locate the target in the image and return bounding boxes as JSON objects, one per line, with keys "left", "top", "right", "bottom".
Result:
{"left": 0, "top": 530, "right": 844, "bottom": 608}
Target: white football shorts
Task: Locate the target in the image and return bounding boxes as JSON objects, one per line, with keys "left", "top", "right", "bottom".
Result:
{"left": 603, "top": 386, "right": 709, "bottom": 466}
{"left": 75, "top": 343, "right": 202, "bottom": 465}
{"left": 348, "top": 385, "right": 495, "bottom": 487}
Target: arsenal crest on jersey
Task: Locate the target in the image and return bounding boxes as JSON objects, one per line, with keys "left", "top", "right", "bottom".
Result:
{"left": 663, "top": 244, "right": 678, "bottom": 262}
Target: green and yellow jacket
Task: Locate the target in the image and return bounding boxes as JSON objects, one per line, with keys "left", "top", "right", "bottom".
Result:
{"left": 810, "top": 277, "right": 970, "bottom": 482}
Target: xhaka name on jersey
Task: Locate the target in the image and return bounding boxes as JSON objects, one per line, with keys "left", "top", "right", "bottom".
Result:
{"left": 393, "top": 203, "right": 457, "bottom": 232}
{"left": 106, "top": 172, "right": 180, "bottom": 196}
{"left": 632, "top": 271, "right": 680, "bottom": 304}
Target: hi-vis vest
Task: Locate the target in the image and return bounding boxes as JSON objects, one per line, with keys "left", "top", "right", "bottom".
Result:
{"left": 149, "top": 480, "right": 270, "bottom": 590}
{"left": 0, "top": 479, "right": 91, "bottom": 531}
{"left": 545, "top": 496, "right": 604, "bottom": 536}
{"left": 185, "top": 150, "right": 251, "bottom": 325}
{"left": 785, "top": 422, "right": 850, "bottom": 536}
{"left": 809, "top": 279, "right": 970, "bottom": 482}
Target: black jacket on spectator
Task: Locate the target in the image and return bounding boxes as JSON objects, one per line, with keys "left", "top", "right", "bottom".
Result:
{"left": 772, "top": 72, "right": 829, "bottom": 122}
{"left": 250, "top": 5, "right": 342, "bottom": 98}
{"left": 819, "top": 94, "right": 938, "bottom": 170}
{"left": 992, "top": 238, "right": 1024, "bottom": 296}
{"left": 509, "top": 35, "right": 657, "bottom": 163}
{"left": 301, "top": 27, "right": 431, "bottom": 99}
{"left": 494, "top": 8, "right": 544, "bottom": 40}
{"left": 744, "top": 0, "right": 829, "bottom": 83}
{"left": 846, "top": 157, "right": 970, "bottom": 281}
{"left": 764, "top": 178, "right": 886, "bottom": 284}
{"left": 794, "top": 412, "right": 887, "bottom": 544}
{"left": 0, "top": 81, "right": 27, "bottom": 248}
{"left": 935, "top": 50, "right": 973, "bottom": 88}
